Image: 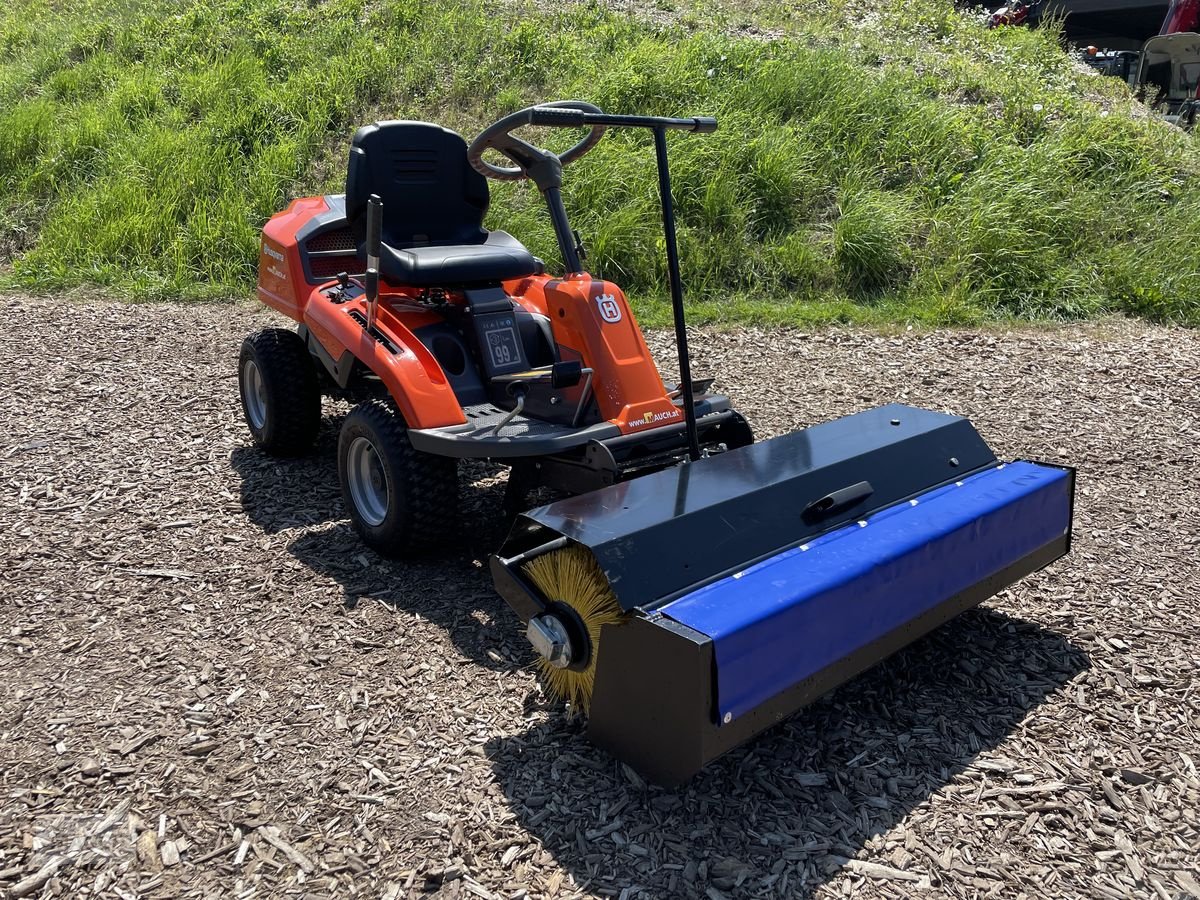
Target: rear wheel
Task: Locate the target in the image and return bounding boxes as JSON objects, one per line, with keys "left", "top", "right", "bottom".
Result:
{"left": 238, "top": 329, "right": 321, "bottom": 456}
{"left": 337, "top": 400, "right": 459, "bottom": 557}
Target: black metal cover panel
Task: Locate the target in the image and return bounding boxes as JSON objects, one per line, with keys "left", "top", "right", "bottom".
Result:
{"left": 500, "top": 404, "right": 997, "bottom": 611}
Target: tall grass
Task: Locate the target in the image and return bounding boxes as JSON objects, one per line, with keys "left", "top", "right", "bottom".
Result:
{"left": 0, "top": 0, "right": 1198, "bottom": 325}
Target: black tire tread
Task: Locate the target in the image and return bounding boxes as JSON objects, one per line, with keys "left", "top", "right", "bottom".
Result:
{"left": 339, "top": 399, "right": 458, "bottom": 558}
{"left": 239, "top": 328, "right": 321, "bottom": 457}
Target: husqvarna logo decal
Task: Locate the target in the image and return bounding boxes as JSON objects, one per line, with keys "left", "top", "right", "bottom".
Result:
{"left": 262, "top": 242, "right": 287, "bottom": 281}
{"left": 596, "top": 293, "right": 622, "bottom": 323}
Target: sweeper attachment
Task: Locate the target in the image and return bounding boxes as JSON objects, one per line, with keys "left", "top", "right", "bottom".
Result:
{"left": 240, "top": 101, "right": 1075, "bottom": 786}
{"left": 484, "top": 107, "right": 1076, "bottom": 785}
{"left": 493, "top": 409, "right": 1074, "bottom": 784}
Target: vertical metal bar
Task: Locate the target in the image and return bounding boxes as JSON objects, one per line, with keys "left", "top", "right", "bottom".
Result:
{"left": 543, "top": 187, "right": 583, "bottom": 275}
{"left": 365, "top": 193, "right": 383, "bottom": 330}
{"left": 571, "top": 369, "right": 594, "bottom": 427}
{"left": 653, "top": 127, "right": 701, "bottom": 462}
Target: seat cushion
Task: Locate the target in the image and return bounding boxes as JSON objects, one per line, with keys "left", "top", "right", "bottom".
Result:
{"left": 378, "top": 230, "right": 538, "bottom": 286}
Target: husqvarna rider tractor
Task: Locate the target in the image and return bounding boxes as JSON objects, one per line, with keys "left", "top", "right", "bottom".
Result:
{"left": 240, "top": 102, "right": 1076, "bottom": 785}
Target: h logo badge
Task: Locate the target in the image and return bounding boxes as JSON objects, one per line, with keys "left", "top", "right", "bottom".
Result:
{"left": 596, "top": 293, "right": 622, "bottom": 324}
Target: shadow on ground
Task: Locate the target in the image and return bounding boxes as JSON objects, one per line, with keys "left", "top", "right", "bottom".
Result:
{"left": 230, "top": 424, "right": 521, "bottom": 670}
{"left": 486, "top": 608, "right": 1089, "bottom": 898}
{"left": 231, "top": 427, "right": 1089, "bottom": 899}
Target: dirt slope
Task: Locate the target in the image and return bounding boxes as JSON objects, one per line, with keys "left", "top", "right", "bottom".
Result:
{"left": 1, "top": 296, "right": 1197, "bottom": 899}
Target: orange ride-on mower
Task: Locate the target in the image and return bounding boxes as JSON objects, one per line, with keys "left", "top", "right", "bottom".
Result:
{"left": 239, "top": 102, "right": 1076, "bottom": 785}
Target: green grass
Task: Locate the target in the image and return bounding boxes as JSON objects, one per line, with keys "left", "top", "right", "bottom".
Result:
{"left": 1, "top": 0, "right": 1198, "bottom": 325}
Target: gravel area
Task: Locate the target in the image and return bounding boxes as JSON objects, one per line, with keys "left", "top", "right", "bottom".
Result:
{"left": 0, "top": 295, "right": 1197, "bottom": 900}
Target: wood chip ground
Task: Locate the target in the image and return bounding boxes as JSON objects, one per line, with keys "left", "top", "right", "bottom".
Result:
{"left": 0, "top": 296, "right": 1197, "bottom": 898}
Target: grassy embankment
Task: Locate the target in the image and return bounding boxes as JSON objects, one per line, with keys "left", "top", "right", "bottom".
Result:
{"left": 1, "top": 0, "right": 1198, "bottom": 326}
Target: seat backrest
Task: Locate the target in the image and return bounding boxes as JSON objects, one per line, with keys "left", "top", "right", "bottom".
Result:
{"left": 346, "top": 121, "right": 490, "bottom": 249}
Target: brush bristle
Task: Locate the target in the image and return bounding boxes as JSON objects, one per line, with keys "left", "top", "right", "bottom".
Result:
{"left": 523, "top": 544, "right": 626, "bottom": 714}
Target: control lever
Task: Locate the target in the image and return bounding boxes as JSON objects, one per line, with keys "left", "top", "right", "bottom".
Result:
{"left": 364, "top": 193, "right": 382, "bottom": 330}
{"left": 492, "top": 387, "right": 527, "bottom": 436}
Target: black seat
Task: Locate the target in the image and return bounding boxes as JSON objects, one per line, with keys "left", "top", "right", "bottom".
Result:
{"left": 346, "top": 121, "right": 538, "bottom": 286}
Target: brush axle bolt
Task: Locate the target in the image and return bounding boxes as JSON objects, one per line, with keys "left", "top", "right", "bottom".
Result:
{"left": 526, "top": 614, "right": 574, "bottom": 669}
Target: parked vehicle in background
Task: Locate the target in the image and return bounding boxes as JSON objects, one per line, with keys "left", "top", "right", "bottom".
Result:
{"left": 1136, "top": 32, "right": 1200, "bottom": 129}
{"left": 987, "top": 0, "right": 1046, "bottom": 29}
{"left": 1082, "top": 46, "right": 1141, "bottom": 85}
{"left": 1161, "top": 0, "right": 1200, "bottom": 35}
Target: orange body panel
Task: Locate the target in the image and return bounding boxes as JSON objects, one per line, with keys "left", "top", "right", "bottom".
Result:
{"left": 508, "top": 274, "right": 680, "bottom": 435}
{"left": 304, "top": 290, "right": 467, "bottom": 429}
{"left": 258, "top": 196, "right": 330, "bottom": 321}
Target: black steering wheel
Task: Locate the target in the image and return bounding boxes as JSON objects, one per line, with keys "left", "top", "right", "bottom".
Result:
{"left": 467, "top": 100, "right": 606, "bottom": 182}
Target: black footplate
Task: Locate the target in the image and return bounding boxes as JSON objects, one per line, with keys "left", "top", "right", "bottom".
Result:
{"left": 408, "top": 397, "right": 736, "bottom": 459}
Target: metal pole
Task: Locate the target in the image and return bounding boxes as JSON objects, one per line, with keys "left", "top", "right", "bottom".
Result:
{"left": 365, "top": 194, "right": 382, "bottom": 330}
{"left": 542, "top": 187, "right": 583, "bottom": 275}
{"left": 653, "top": 128, "right": 701, "bottom": 462}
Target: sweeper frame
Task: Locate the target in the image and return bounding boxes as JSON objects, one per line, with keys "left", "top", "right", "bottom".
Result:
{"left": 239, "top": 101, "right": 1076, "bottom": 785}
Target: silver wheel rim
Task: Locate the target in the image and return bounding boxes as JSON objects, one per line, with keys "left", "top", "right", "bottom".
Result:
{"left": 346, "top": 436, "right": 389, "bottom": 527}
{"left": 243, "top": 359, "right": 267, "bottom": 430}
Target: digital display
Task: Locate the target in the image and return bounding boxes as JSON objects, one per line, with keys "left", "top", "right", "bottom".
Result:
{"left": 486, "top": 326, "right": 521, "bottom": 370}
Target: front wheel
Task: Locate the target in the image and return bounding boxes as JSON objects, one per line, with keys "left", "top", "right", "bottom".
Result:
{"left": 337, "top": 400, "right": 459, "bottom": 558}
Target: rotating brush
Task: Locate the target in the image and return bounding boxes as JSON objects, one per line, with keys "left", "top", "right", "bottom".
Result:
{"left": 523, "top": 544, "right": 626, "bottom": 713}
